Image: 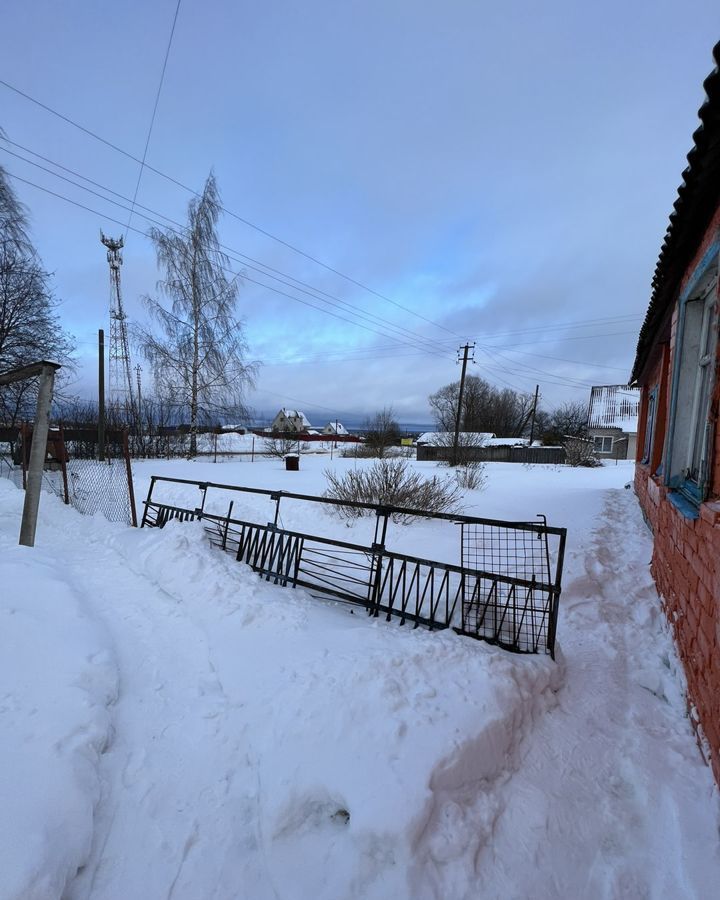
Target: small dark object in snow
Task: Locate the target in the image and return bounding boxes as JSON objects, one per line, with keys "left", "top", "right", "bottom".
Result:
{"left": 331, "top": 808, "right": 350, "bottom": 825}
{"left": 624, "top": 482, "right": 632, "bottom": 489}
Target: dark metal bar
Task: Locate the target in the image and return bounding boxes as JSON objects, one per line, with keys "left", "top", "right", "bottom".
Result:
{"left": 58, "top": 422, "right": 70, "bottom": 505}
{"left": 143, "top": 474, "right": 567, "bottom": 534}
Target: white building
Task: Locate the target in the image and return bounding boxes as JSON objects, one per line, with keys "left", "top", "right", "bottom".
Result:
{"left": 587, "top": 385, "right": 640, "bottom": 459}
{"left": 322, "top": 421, "right": 349, "bottom": 436}
{"left": 270, "top": 408, "right": 313, "bottom": 433}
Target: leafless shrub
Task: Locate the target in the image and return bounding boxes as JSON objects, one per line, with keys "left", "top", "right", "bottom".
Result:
{"left": 324, "top": 459, "right": 461, "bottom": 522}
{"left": 264, "top": 436, "right": 305, "bottom": 459}
{"left": 563, "top": 436, "right": 601, "bottom": 467}
{"left": 340, "top": 442, "right": 374, "bottom": 458}
{"left": 454, "top": 461, "right": 487, "bottom": 490}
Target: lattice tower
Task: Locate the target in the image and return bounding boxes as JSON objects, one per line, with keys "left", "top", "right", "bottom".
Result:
{"left": 101, "top": 232, "right": 137, "bottom": 425}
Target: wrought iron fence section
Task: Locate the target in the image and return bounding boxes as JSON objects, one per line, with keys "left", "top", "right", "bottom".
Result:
{"left": 142, "top": 476, "right": 566, "bottom": 656}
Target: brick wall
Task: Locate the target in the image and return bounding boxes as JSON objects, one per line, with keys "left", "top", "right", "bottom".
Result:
{"left": 635, "top": 467, "right": 720, "bottom": 782}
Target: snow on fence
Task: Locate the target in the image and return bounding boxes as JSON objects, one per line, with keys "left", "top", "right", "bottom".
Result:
{"left": 141, "top": 476, "right": 567, "bottom": 657}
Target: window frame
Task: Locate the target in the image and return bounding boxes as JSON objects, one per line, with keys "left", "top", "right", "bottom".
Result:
{"left": 641, "top": 386, "right": 658, "bottom": 465}
{"left": 593, "top": 435, "right": 613, "bottom": 454}
{"left": 664, "top": 241, "right": 719, "bottom": 509}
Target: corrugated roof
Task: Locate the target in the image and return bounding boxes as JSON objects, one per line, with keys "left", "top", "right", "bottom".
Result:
{"left": 631, "top": 41, "right": 720, "bottom": 384}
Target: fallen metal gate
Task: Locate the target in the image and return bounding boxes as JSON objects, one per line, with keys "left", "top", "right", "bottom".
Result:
{"left": 141, "top": 476, "right": 566, "bottom": 656}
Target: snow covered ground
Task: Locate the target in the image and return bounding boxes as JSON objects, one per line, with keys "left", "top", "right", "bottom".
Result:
{"left": 1, "top": 456, "right": 718, "bottom": 899}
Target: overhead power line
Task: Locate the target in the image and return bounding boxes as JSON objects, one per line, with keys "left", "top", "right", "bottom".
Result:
{"left": 4, "top": 168, "right": 455, "bottom": 358}
{"left": 0, "top": 76, "right": 461, "bottom": 338}
{"left": 0, "top": 135, "right": 645, "bottom": 357}
{"left": 125, "top": 0, "right": 182, "bottom": 238}
{"left": 0, "top": 140, "right": 449, "bottom": 354}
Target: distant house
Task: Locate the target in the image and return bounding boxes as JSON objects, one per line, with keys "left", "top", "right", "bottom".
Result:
{"left": 270, "top": 408, "right": 312, "bottom": 433}
{"left": 414, "top": 432, "right": 561, "bottom": 463}
{"left": 631, "top": 43, "right": 720, "bottom": 785}
{"left": 586, "top": 385, "right": 640, "bottom": 460}
{"left": 416, "top": 431, "right": 494, "bottom": 447}
{"left": 322, "top": 421, "right": 349, "bottom": 436}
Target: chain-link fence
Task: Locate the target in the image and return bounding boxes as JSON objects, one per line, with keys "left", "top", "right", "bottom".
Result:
{"left": 0, "top": 426, "right": 137, "bottom": 526}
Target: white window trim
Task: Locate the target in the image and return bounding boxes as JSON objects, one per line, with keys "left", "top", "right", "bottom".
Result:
{"left": 593, "top": 435, "right": 613, "bottom": 453}
{"left": 685, "top": 291, "right": 716, "bottom": 486}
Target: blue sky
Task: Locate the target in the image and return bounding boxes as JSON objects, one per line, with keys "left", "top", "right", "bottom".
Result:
{"left": 2, "top": 1, "right": 719, "bottom": 425}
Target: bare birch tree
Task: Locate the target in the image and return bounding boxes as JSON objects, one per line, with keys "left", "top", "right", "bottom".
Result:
{"left": 139, "top": 173, "right": 255, "bottom": 455}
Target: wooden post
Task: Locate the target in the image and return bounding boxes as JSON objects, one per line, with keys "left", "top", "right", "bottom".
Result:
{"left": 452, "top": 343, "right": 474, "bottom": 466}
{"left": 529, "top": 384, "right": 540, "bottom": 445}
{"left": 123, "top": 429, "right": 138, "bottom": 527}
{"left": 18, "top": 362, "right": 60, "bottom": 547}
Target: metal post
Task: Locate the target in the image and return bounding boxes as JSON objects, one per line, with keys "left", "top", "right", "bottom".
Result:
{"left": 20, "top": 421, "right": 28, "bottom": 489}
{"left": 98, "top": 328, "right": 106, "bottom": 461}
{"left": 251, "top": 436, "right": 255, "bottom": 462}
{"left": 19, "top": 363, "right": 59, "bottom": 547}
{"left": 58, "top": 421, "right": 70, "bottom": 505}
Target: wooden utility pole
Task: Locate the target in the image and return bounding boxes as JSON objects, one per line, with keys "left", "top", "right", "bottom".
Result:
{"left": 98, "top": 328, "right": 105, "bottom": 461}
{"left": 529, "top": 384, "right": 540, "bottom": 445}
{"left": 452, "top": 343, "right": 475, "bottom": 466}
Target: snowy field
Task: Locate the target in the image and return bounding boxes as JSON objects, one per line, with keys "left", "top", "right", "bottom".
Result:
{"left": 1, "top": 455, "right": 719, "bottom": 899}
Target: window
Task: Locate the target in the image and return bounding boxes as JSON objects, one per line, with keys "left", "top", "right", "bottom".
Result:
{"left": 666, "top": 268, "right": 718, "bottom": 504}
{"left": 642, "top": 387, "right": 657, "bottom": 465}
{"left": 593, "top": 435, "right": 613, "bottom": 453}
{"left": 687, "top": 296, "right": 715, "bottom": 486}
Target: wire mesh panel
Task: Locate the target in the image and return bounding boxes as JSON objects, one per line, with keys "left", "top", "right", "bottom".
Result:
{"left": 65, "top": 459, "right": 134, "bottom": 523}
{"left": 0, "top": 451, "right": 22, "bottom": 488}
{"left": 460, "top": 519, "right": 564, "bottom": 655}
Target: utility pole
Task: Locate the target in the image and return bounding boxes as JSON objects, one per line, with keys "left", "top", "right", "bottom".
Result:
{"left": 452, "top": 342, "right": 475, "bottom": 466}
{"left": 98, "top": 328, "right": 105, "bottom": 461}
{"left": 135, "top": 364, "right": 144, "bottom": 450}
{"left": 529, "top": 384, "right": 540, "bottom": 445}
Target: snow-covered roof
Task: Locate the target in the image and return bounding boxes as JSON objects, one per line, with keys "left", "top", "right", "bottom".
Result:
{"left": 324, "top": 421, "right": 349, "bottom": 435}
{"left": 274, "top": 408, "right": 313, "bottom": 428}
{"left": 416, "top": 431, "right": 494, "bottom": 446}
{"left": 587, "top": 385, "right": 640, "bottom": 432}
{"left": 485, "top": 437, "right": 530, "bottom": 447}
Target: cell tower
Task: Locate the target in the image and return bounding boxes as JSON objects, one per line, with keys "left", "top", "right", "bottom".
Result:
{"left": 101, "top": 232, "right": 137, "bottom": 425}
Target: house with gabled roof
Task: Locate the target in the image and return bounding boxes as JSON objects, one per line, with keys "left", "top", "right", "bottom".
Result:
{"left": 631, "top": 42, "right": 720, "bottom": 785}
{"left": 586, "top": 385, "right": 640, "bottom": 459}
{"left": 322, "top": 421, "right": 349, "bottom": 436}
{"left": 270, "top": 408, "right": 313, "bottom": 433}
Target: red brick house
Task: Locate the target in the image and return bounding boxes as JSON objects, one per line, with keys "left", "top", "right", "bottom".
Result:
{"left": 632, "top": 42, "right": 720, "bottom": 784}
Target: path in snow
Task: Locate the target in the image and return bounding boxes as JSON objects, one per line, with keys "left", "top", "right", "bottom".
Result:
{"left": 455, "top": 488, "right": 720, "bottom": 899}
{"left": 61, "top": 530, "right": 266, "bottom": 899}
